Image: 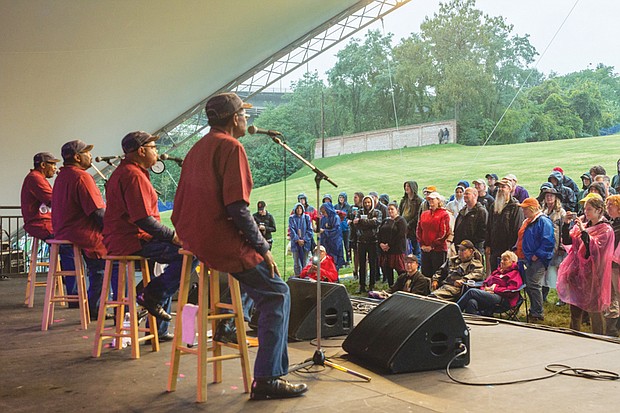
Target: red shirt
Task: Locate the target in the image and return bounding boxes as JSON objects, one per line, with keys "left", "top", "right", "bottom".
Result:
{"left": 51, "top": 165, "right": 106, "bottom": 258}
{"left": 172, "top": 127, "right": 263, "bottom": 274}
{"left": 103, "top": 159, "right": 160, "bottom": 255}
{"left": 20, "top": 169, "right": 53, "bottom": 240}
{"left": 416, "top": 207, "right": 450, "bottom": 252}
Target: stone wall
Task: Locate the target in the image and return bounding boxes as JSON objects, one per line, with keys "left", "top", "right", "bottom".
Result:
{"left": 314, "top": 120, "right": 457, "bottom": 159}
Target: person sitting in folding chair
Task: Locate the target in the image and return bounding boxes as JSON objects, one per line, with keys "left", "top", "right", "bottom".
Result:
{"left": 457, "top": 250, "right": 523, "bottom": 315}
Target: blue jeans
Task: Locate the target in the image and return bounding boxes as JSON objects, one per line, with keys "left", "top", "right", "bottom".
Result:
{"left": 232, "top": 261, "right": 290, "bottom": 379}
{"left": 292, "top": 246, "right": 308, "bottom": 276}
{"left": 136, "top": 239, "right": 186, "bottom": 301}
{"left": 457, "top": 288, "right": 502, "bottom": 315}
{"left": 524, "top": 259, "right": 546, "bottom": 318}
{"left": 58, "top": 245, "right": 105, "bottom": 315}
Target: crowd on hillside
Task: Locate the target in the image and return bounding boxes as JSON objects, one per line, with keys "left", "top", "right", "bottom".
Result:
{"left": 269, "top": 161, "right": 620, "bottom": 337}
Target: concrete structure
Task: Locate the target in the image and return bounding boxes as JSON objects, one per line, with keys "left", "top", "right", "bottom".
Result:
{"left": 314, "top": 120, "right": 457, "bottom": 159}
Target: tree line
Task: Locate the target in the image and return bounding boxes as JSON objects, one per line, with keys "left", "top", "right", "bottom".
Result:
{"left": 244, "top": 0, "right": 620, "bottom": 188}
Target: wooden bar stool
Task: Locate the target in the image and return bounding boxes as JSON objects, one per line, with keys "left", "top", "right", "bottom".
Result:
{"left": 25, "top": 237, "right": 63, "bottom": 308}
{"left": 92, "top": 255, "right": 159, "bottom": 359}
{"left": 167, "top": 249, "right": 251, "bottom": 403}
{"left": 41, "top": 240, "right": 89, "bottom": 330}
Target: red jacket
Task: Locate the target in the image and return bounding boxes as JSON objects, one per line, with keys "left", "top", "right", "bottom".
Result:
{"left": 416, "top": 208, "right": 450, "bottom": 252}
{"left": 299, "top": 255, "right": 338, "bottom": 283}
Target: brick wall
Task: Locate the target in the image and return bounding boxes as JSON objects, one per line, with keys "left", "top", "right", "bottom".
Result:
{"left": 314, "top": 120, "right": 457, "bottom": 159}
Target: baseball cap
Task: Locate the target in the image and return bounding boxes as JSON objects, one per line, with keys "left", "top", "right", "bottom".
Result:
{"left": 424, "top": 185, "right": 437, "bottom": 193}
{"left": 553, "top": 167, "right": 564, "bottom": 174}
{"left": 427, "top": 191, "right": 442, "bottom": 200}
{"left": 458, "top": 240, "right": 475, "bottom": 250}
{"left": 518, "top": 197, "right": 540, "bottom": 209}
{"left": 495, "top": 178, "right": 513, "bottom": 190}
{"left": 504, "top": 174, "right": 518, "bottom": 182}
{"left": 579, "top": 192, "right": 603, "bottom": 204}
{"left": 472, "top": 178, "right": 486, "bottom": 185}
{"left": 257, "top": 201, "right": 266, "bottom": 211}
{"left": 485, "top": 173, "right": 498, "bottom": 180}
{"left": 368, "top": 191, "right": 379, "bottom": 197}
{"left": 61, "top": 140, "right": 94, "bottom": 159}
{"left": 121, "top": 131, "right": 159, "bottom": 154}
{"left": 33, "top": 152, "right": 60, "bottom": 164}
{"left": 404, "top": 255, "right": 418, "bottom": 263}
{"left": 205, "top": 92, "right": 252, "bottom": 121}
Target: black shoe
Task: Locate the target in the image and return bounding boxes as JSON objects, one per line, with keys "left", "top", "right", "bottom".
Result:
{"left": 214, "top": 319, "right": 237, "bottom": 344}
{"left": 250, "top": 378, "right": 308, "bottom": 400}
{"left": 90, "top": 312, "right": 115, "bottom": 322}
{"left": 68, "top": 302, "right": 80, "bottom": 309}
{"left": 136, "top": 293, "right": 171, "bottom": 322}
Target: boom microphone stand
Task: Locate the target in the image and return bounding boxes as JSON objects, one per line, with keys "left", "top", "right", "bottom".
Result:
{"left": 265, "top": 133, "right": 370, "bottom": 382}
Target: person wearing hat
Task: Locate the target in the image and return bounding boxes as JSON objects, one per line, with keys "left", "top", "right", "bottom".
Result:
{"left": 52, "top": 140, "right": 108, "bottom": 318}
{"left": 558, "top": 193, "right": 614, "bottom": 335}
{"left": 371, "top": 255, "right": 429, "bottom": 299}
{"left": 473, "top": 178, "right": 494, "bottom": 213}
{"left": 298, "top": 245, "right": 338, "bottom": 283}
{"left": 453, "top": 187, "right": 488, "bottom": 256}
{"left": 539, "top": 186, "right": 567, "bottom": 304}
{"left": 515, "top": 197, "right": 555, "bottom": 321}
{"left": 503, "top": 174, "right": 529, "bottom": 203}
{"left": 553, "top": 166, "right": 579, "bottom": 194}
{"left": 369, "top": 191, "right": 387, "bottom": 221}
{"left": 419, "top": 185, "right": 437, "bottom": 215}
{"left": 456, "top": 250, "right": 522, "bottom": 315}
{"left": 253, "top": 201, "right": 276, "bottom": 250}
{"left": 103, "top": 132, "right": 184, "bottom": 341}
{"left": 20, "top": 152, "right": 60, "bottom": 241}
{"left": 417, "top": 192, "right": 450, "bottom": 277}
{"left": 548, "top": 170, "right": 577, "bottom": 212}
{"left": 486, "top": 178, "right": 524, "bottom": 276}
{"left": 171, "top": 93, "right": 307, "bottom": 400}
{"left": 430, "top": 240, "right": 485, "bottom": 302}
{"left": 485, "top": 173, "right": 499, "bottom": 198}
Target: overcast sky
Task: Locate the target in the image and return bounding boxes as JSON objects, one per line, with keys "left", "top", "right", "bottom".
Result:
{"left": 281, "top": 0, "right": 619, "bottom": 88}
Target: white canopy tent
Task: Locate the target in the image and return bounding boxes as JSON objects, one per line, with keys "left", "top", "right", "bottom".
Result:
{"left": 0, "top": 0, "right": 364, "bottom": 205}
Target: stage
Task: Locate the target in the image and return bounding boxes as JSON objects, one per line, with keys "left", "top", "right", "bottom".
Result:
{"left": 1, "top": 275, "right": 620, "bottom": 412}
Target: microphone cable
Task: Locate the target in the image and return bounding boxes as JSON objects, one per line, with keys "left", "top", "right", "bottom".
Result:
{"left": 445, "top": 343, "right": 619, "bottom": 386}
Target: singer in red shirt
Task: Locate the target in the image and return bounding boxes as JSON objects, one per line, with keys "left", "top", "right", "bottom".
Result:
{"left": 20, "top": 152, "right": 60, "bottom": 240}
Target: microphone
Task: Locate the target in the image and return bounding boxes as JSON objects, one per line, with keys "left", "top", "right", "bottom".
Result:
{"left": 160, "top": 153, "right": 183, "bottom": 166}
{"left": 247, "top": 125, "right": 282, "bottom": 136}
{"left": 95, "top": 155, "right": 120, "bottom": 163}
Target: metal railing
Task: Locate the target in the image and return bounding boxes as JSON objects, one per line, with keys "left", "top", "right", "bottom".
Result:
{"left": 0, "top": 206, "right": 28, "bottom": 276}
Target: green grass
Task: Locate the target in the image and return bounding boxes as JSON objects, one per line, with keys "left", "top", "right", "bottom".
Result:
{"left": 162, "top": 134, "right": 619, "bottom": 278}
{"left": 160, "top": 134, "right": 619, "bottom": 328}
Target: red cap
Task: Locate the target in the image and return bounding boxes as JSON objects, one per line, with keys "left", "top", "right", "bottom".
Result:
{"left": 553, "top": 166, "right": 564, "bottom": 174}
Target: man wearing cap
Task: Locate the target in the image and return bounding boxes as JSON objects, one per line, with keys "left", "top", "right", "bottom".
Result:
{"left": 504, "top": 174, "right": 529, "bottom": 203}
{"left": 430, "top": 240, "right": 485, "bottom": 301}
{"left": 485, "top": 173, "right": 498, "bottom": 198}
{"left": 516, "top": 197, "right": 555, "bottom": 321}
{"left": 369, "top": 191, "right": 388, "bottom": 221}
{"left": 172, "top": 93, "right": 307, "bottom": 400}
{"left": 473, "top": 178, "right": 494, "bottom": 213}
{"left": 486, "top": 179, "right": 524, "bottom": 274}
{"left": 253, "top": 201, "right": 276, "bottom": 250}
{"left": 103, "top": 132, "right": 184, "bottom": 341}
{"left": 553, "top": 166, "right": 579, "bottom": 194}
{"left": 52, "top": 140, "right": 107, "bottom": 318}
{"left": 21, "top": 152, "right": 60, "bottom": 241}
{"left": 454, "top": 187, "right": 488, "bottom": 255}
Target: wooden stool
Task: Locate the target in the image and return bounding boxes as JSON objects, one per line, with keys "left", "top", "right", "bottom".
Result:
{"left": 167, "top": 250, "right": 251, "bottom": 403}
{"left": 92, "top": 256, "right": 159, "bottom": 359}
{"left": 41, "top": 240, "right": 89, "bottom": 330}
{"left": 25, "top": 237, "right": 62, "bottom": 308}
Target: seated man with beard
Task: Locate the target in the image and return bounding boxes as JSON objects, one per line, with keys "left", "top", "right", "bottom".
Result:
{"left": 430, "top": 240, "right": 485, "bottom": 302}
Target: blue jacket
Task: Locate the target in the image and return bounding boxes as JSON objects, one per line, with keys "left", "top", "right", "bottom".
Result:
{"left": 336, "top": 192, "right": 351, "bottom": 231}
{"left": 320, "top": 202, "right": 345, "bottom": 269}
{"left": 289, "top": 203, "right": 313, "bottom": 253}
{"left": 522, "top": 213, "right": 555, "bottom": 266}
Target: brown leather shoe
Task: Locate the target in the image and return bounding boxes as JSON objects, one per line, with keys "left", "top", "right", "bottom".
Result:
{"left": 250, "top": 378, "right": 308, "bottom": 400}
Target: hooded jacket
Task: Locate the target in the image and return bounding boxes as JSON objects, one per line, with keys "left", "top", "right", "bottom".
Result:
{"left": 518, "top": 212, "right": 555, "bottom": 267}
{"left": 289, "top": 203, "right": 313, "bottom": 252}
{"left": 336, "top": 192, "right": 351, "bottom": 231}
{"left": 320, "top": 201, "right": 345, "bottom": 268}
{"left": 548, "top": 170, "right": 576, "bottom": 212}
{"left": 399, "top": 180, "right": 423, "bottom": 239}
{"left": 355, "top": 196, "right": 382, "bottom": 244}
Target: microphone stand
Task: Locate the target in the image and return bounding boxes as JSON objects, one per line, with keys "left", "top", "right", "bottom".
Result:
{"left": 266, "top": 133, "right": 370, "bottom": 382}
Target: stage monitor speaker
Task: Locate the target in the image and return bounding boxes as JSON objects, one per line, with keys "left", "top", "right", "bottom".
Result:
{"left": 287, "top": 278, "right": 353, "bottom": 341}
{"left": 342, "top": 292, "right": 469, "bottom": 373}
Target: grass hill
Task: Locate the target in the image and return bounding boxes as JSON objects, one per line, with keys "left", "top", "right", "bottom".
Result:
{"left": 162, "top": 134, "right": 619, "bottom": 277}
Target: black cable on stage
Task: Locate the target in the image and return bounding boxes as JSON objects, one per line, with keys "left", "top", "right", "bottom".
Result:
{"left": 446, "top": 344, "right": 619, "bottom": 386}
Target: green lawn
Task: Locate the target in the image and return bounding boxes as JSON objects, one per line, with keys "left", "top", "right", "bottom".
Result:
{"left": 162, "top": 134, "right": 619, "bottom": 278}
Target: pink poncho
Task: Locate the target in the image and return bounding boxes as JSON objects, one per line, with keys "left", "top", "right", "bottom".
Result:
{"left": 557, "top": 221, "right": 613, "bottom": 312}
